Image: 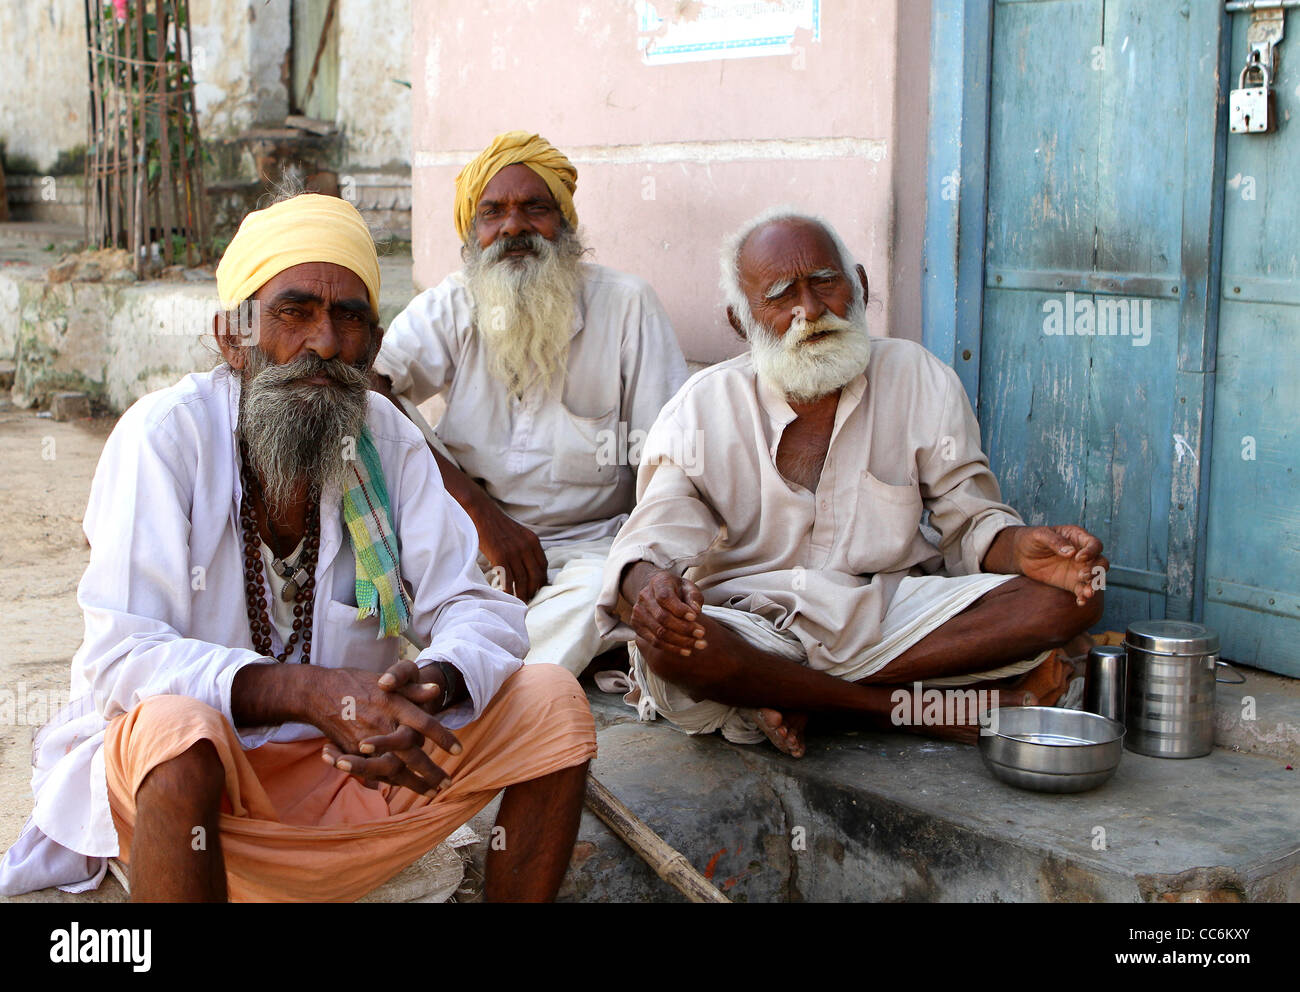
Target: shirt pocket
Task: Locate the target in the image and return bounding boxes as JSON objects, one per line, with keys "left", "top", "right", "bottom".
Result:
{"left": 321, "top": 598, "right": 401, "bottom": 671}
{"left": 844, "top": 470, "right": 924, "bottom": 575}
{"left": 548, "top": 405, "right": 621, "bottom": 487}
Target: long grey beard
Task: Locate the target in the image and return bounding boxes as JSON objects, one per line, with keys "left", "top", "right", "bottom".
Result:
{"left": 463, "top": 226, "right": 585, "bottom": 396}
{"left": 237, "top": 348, "right": 370, "bottom": 516}
{"left": 745, "top": 296, "right": 872, "bottom": 403}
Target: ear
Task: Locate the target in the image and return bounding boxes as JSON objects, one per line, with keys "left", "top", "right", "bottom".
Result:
{"left": 213, "top": 310, "right": 246, "bottom": 371}
{"left": 855, "top": 264, "right": 869, "bottom": 307}
{"left": 725, "top": 305, "right": 746, "bottom": 339}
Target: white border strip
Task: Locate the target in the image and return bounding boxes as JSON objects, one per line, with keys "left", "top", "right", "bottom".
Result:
{"left": 413, "top": 137, "right": 887, "bottom": 168}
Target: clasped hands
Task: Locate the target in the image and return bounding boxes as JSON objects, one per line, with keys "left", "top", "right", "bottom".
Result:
{"left": 315, "top": 659, "right": 464, "bottom": 798}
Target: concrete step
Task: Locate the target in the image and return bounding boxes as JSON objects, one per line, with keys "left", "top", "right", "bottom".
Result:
{"left": 564, "top": 695, "right": 1299, "bottom": 902}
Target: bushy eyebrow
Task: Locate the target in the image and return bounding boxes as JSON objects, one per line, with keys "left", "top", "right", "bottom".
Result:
{"left": 764, "top": 277, "right": 794, "bottom": 299}
{"left": 478, "top": 195, "right": 557, "bottom": 211}
{"left": 268, "top": 289, "right": 372, "bottom": 317}
{"left": 763, "top": 268, "right": 843, "bottom": 299}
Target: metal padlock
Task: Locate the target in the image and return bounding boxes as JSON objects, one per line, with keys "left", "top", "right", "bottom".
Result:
{"left": 1230, "top": 61, "right": 1273, "bottom": 134}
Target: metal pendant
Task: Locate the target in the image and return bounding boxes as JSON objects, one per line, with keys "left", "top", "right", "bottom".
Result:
{"left": 281, "top": 566, "right": 310, "bottom": 602}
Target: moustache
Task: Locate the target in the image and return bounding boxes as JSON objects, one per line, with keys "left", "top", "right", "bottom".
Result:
{"left": 485, "top": 231, "right": 548, "bottom": 263}
{"left": 247, "top": 351, "right": 370, "bottom": 391}
{"left": 784, "top": 313, "right": 858, "bottom": 348}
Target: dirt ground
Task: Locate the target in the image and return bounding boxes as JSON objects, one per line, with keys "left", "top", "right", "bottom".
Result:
{"left": 0, "top": 406, "right": 115, "bottom": 852}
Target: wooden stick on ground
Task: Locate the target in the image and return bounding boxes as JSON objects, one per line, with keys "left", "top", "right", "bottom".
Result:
{"left": 584, "top": 775, "right": 729, "bottom": 904}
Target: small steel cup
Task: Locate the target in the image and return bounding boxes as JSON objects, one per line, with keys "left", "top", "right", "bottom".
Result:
{"left": 1084, "top": 645, "right": 1127, "bottom": 725}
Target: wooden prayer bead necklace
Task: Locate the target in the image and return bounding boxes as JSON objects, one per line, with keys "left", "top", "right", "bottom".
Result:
{"left": 238, "top": 442, "right": 320, "bottom": 663}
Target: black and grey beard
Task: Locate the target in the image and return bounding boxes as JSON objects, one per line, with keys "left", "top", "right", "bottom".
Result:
{"left": 236, "top": 347, "right": 371, "bottom": 515}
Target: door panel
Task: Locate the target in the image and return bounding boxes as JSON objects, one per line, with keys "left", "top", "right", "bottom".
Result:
{"left": 1202, "top": 12, "right": 1300, "bottom": 675}
{"left": 981, "top": 0, "right": 1217, "bottom": 636}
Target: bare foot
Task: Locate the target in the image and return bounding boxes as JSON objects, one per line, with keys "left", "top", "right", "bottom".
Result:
{"left": 747, "top": 708, "right": 809, "bottom": 758}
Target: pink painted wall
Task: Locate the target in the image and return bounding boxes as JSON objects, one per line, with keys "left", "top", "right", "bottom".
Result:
{"left": 409, "top": 0, "right": 930, "bottom": 362}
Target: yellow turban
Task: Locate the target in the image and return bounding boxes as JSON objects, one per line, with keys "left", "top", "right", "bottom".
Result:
{"left": 453, "top": 131, "right": 578, "bottom": 243}
{"left": 215, "top": 193, "right": 381, "bottom": 314}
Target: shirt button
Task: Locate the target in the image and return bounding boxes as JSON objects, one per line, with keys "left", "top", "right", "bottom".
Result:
{"left": 820, "top": 499, "right": 829, "bottom": 511}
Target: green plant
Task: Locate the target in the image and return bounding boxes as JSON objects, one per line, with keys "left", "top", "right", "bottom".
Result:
{"left": 50, "top": 146, "right": 88, "bottom": 177}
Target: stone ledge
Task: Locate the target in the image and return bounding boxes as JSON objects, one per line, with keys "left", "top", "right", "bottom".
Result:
{"left": 563, "top": 696, "right": 1299, "bottom": 902}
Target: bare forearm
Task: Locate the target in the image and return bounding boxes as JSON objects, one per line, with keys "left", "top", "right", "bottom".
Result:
{"left": 980, "top": 525, "right": 1025, "bottom": 574}
{"left": 620, "top": 560, "right": 665, "bottom": 604}
{"left": 231, "top": 662, "right": 330, "bottom": 729}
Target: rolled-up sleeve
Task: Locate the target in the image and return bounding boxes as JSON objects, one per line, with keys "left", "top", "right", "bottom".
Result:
{"left": 596, "top": 411, "right": 723, "bottom": 639}
{"left": 918, "top": 366, "right": 1023, "bottom": 576}
{"left": 390, "top": 421, "right": 527, "bottom": 728}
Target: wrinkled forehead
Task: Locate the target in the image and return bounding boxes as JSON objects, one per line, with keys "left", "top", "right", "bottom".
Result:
{"left": 252, "top": 261, "right": 373, "bottom": 312}
{"left": 477, "top": 163, "right": 558, "bottom": 211}
{"left": 737, "top": 220, "right": 845, "bottom": 293}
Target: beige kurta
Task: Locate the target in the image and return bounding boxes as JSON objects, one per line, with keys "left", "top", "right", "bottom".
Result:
{"left": 595, "top": 337, "right": 1025, "bottom": 670}
{"left": 374, "top": 263, "right": 688, "bottom": 547}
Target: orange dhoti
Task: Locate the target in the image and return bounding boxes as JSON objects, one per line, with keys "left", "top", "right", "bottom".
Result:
{"left": 103, "top": 665, "right": 596, "bottom": 902}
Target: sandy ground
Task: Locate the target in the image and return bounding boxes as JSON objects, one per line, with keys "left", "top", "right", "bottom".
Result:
{"left": 0, "top": 406, "right": 114, "bottom": 853}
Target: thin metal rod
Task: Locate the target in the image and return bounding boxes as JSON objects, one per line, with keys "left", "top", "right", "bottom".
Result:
{"left": 1225, "top": 1, "right": 1300, "bottom": 12}
{"left": 109, "top": 12, "right": 123, "bottom": 248}
{"left": 155, "top": 0, "right": 176, "bottom": 265}
{"left": 86, "top": 1, "right": 106, "bottom": 248}
{"left": 125, "top": 5, "right": 139, "bottom": 271}
{"left": 181, "top": 0, "right": 208, "bottom": 261}
{"left": 81, "top": 0, "right": 96, "bottom": 247}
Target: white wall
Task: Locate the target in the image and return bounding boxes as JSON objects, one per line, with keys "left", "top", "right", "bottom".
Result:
{"left": 336, "top": 0, "right": 412, "bottom": 169}
{"left": 0, "top": 2, "right": 87, "bottom": 172}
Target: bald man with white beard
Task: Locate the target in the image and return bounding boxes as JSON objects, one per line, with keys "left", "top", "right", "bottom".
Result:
{"left": 596, "top": 209, "right": 1108, "bottom": 758}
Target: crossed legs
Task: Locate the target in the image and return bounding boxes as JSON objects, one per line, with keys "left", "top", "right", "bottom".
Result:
{"left": 638, "top": 575, "right": 1102, "bottom": 755}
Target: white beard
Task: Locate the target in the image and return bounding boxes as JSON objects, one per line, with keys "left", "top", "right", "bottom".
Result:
{"left": 464, "top": 228, "right": 584, "bottom": 396}
{"left": 745, "top": 297, "right": 872, "bottom": 402}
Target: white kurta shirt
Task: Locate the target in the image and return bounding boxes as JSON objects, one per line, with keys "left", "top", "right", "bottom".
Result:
{"left": 373, "top": 263, "right": 688, "bottom": 546}
{"left": 3, "top": 366, "right": 528, "bottom": 889}
{"left": 596, "top": 338, "right": 1025, "bottom": 669}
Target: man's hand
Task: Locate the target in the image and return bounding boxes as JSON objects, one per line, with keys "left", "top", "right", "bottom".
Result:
{"left": 308, "top": 667, "right": 462, "bottom": 797}
{"left": 471, "top": 496, "right": 549, "bottom": 603}
{"left": 1006, "top": 525, "right": 1108, "bottom": 607}
{"left": 627, "top": 564, "right": 708, "bottom": 657}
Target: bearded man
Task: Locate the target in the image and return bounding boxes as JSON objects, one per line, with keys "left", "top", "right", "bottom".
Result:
{"left": 595, "top": 209, "right": 1108, "bottom": 758}
{"left": 370, "top": 131, "right": 687, "bottom": 676}
{"left": 0, "top": 194, "right": 595, "bottom": 902}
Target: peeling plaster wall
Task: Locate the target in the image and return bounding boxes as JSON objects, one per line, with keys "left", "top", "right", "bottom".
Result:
{"left": 190, "top": 0, "right": 291, "bottom": 136}
{"left": 336, "top": 0, "right": 412, "bottom": 169}
{"left": 0, "top": 1, "right": 291, "bottom": 173}
{"left": 0, "top": 2, "right": 88, "bottom": 173}
{"left": 409, "top": 0, "right": 930, "bottom": 362}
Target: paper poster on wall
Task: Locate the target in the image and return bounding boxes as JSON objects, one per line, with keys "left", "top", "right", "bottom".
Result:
{"left": 636, "top": 0, "right": 821, "bottom": 66}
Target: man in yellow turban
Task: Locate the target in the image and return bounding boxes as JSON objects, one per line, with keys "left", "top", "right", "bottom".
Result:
{"left": 372, "top": 131, "right": 688, "bottom": 678}
{"left": 0, "top": 190, "right": 596, "bottom": 902}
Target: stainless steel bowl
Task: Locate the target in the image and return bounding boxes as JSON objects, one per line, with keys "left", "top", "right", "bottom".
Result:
{"left": 978, "top": 707, "right": 1125, "bottom": 793}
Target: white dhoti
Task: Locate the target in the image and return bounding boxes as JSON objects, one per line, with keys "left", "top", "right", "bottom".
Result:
{"left": 625, "top": 572, "right": 1051, "bottom": 744}
{"left": 480, "top": 537, "right": 621, "bottom": 675}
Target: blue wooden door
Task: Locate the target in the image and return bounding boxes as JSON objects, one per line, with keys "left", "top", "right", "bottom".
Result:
{"left": 935, "top": 0, "right": 1300, "bottom": 674}
{"left": 975, "top": 0, "right": 1225, "bottom": 636}
{"left": 1202, "top": 10, "right": 1300, "bottom": 675}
